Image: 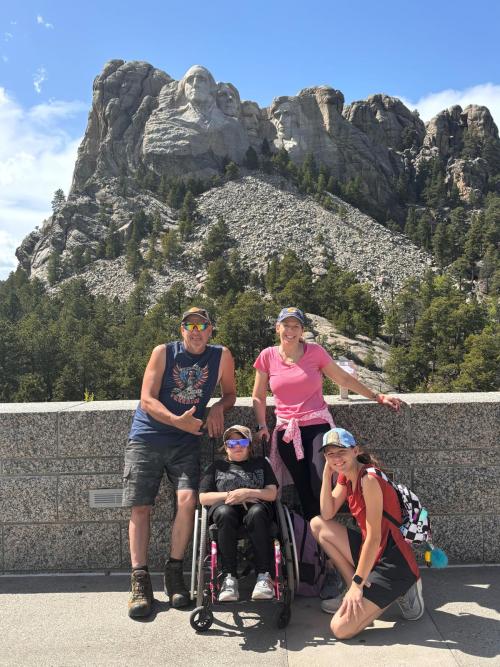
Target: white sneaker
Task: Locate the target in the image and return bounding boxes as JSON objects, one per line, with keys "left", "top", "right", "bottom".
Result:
{"left": 397, "top": 578, "right": 425, "bottom": 620}
{"left": 219, "top": 573, "right": 239, "bottom": 602}
{"left": 321, "top": 593, "right": 345, "bottom": 614}
{"left": 251, "top": 572, "right": 275, "bottom": 600}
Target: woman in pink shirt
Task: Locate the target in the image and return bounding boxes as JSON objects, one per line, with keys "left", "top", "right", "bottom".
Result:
{"left": 252, "top": 306, "right": 403, "bottom": 520}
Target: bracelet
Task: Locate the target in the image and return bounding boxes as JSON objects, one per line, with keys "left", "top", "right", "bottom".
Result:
{"left": 255, "top": 424, "right": 267, "bottom": 432}
{"left": 375, "top": 394, "right": 384, "bottom": 404}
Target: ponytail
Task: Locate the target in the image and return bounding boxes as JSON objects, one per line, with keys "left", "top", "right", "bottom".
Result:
{"left": 356, "top": 446, "right": 382, "bottom": 469}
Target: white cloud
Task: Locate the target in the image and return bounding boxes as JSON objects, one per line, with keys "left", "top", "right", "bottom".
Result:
{"left": 33, "top": 66, "right": 47, "bottom": 93}
{"left": 0, "top": 88, "right": 84, "bottom": 279}
{"left": 4, "top": 32, "right": 13, "bottom": 41}
{"left": 36, "top": 15, "right": 54, "bottom": 29}
{"left": 399, "top": 83, "right": 500, "bottom": 128}
{"left": 2, "top": 55, "right": 8, "bottom": 63}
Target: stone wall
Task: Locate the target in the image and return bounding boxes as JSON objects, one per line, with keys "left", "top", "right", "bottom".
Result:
{"left": 0, "top": 394, "right": 498, "bottom": 573}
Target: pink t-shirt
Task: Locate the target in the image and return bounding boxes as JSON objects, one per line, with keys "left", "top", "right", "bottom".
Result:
{"left": 253, "top": 343, "right": 333, "bottom": 421}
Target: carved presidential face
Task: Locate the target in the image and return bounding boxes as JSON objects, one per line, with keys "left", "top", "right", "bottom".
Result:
{"left": 241, "top": 101, "right": 260, "bottom": 137}
{"left": 272, "top": 101, "right": 297, "bottom": 140}
{"left": 182, "top": 66, "right": 215, "bottom": 105}
{"left": 217, "top": 83, "right": 240, "bottom": 117}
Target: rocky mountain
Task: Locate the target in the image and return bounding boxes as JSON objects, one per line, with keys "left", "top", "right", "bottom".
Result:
{"left": 15, "top": 60, "right": 500, "bottom": 305}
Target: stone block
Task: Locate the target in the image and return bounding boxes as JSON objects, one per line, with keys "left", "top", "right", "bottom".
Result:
{"left": 57, "top": 474, "right": 129, "bottom": 521}
{"left": 376, "top": 448, "right": 500, "bottom": 467}
{"left": 430, "top": 515, "right": 483, "bottom": 563}
{"left": 3, "top": 523, "right": 121, "bottom": 571}
{"left": 0, "top": 476, "right": 57, "bottom": 523}
{"left": 58, "top": 410, "right": 133, "bottom": 458}
{"left": 413, "top": 467, "right": 500, "bottom": 513}
{"left": 121, "top": 520, "right": 170, "bottom": 570}
{"left": 0, "top": 413, "right": 58, "bottom": 459}
{"left": 483, "top": 515, "right": 500, "bottom": 563}
{"left": 2, "top": 457, "right": 123, "bottom": 475}
{"left": 409, "top": 401, "right": 499, "bottom": 450}
{"left": 329, "top": 402, "right": 409, "bottom": 450}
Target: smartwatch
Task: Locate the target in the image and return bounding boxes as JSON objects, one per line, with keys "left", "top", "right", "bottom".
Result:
{"left": 352, "top": 573, "right": 363, "bottom": 586}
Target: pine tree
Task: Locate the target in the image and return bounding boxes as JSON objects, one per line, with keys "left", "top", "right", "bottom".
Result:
{"left": 51, "top": 189, "right": 66, "bottom": 214}
{"left": 161, "top": 229, "right": 180, "bottom": 261}
{"left": 225, "top": 162, "right": 240, "bottom": 180}
{"left": 47, "top": 251, "right": 62, "bottom": 285}
{"left": 243, "top": 147, "right": 259, "bottom": 170}
{"left": 105, "top": 221, "right": 122, "bottom": 259}
{"left": 201, "top": 215, "right": 234, "bottom": 261}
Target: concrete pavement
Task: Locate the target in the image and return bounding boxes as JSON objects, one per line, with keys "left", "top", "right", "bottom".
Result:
{"left": 1, "top": 567, "right": 499, "bottom": 666}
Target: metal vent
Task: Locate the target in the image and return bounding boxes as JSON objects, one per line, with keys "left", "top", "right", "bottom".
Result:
{"left": 89, "top": 489, "right": 124, "bottom": 509}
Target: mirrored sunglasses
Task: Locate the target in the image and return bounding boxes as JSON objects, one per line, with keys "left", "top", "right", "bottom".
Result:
{"left": 225, "top": 438, "right": 250, "bottom": 448}
{"left": 182, "top": 322, "right": 209, "bottom": 331}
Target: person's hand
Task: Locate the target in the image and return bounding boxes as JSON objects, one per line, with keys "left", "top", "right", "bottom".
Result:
{"left": 225, "top": 489, "right": 249, "bottom": 505}
{"left": 173, "top": 406, "right": 204, "bottom": 435}
{"left": 377, "top": 394, "right": 406, "bottom": 412}
{"left": 257, "top": 426, "right": 270, "bottom": 442}
{"left": 205, "top": 402, "right": 225, "bottom": 437}
{"left": 338, "top": 583, "right": 364, "bottom": 621}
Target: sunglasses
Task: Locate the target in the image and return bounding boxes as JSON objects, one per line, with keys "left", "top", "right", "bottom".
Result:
{"left": 182, "top": 322, "right": 209, "bottom": 331}
{"left": 225, "top": 439, "right": 250, "bottom": 448}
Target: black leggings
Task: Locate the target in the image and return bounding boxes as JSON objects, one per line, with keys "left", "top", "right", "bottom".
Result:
{"left": 209, "top": 503, "right": 273, "bottom": 575}
{"left": 277, "top": 423, "right": 330, "bottom": 521}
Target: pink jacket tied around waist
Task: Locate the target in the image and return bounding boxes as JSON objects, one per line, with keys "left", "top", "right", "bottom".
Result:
{"left": 269, "top": 406, "right": 335, "bottom": 490}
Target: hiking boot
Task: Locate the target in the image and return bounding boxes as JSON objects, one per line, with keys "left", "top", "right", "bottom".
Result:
{"left": 128, "top": 569, "right": 153, "bottom": 618}
{"left": 397, "top": 578, "right": 425, "bottom": 620}
{"left": 320, "top": 568, "right": 345, "bottom": 600}
{"left": 219, "top": 573, "right": 239, "bottom": 602}
{"left": 251, "top": 572, "right": 274, "bottom": 600}
{"left": 321, "top": 593, "right": 345, "bottom": 614}
{"left": 164, "top": 560, "right": 190, "bottom": 608}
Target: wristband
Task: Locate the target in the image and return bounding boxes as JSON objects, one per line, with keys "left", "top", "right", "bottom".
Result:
{"left": 255, "top": 424, "right": 267, "bottom": 432}
{"left": 376, "top": 394, "right": 384, "bottom": 404}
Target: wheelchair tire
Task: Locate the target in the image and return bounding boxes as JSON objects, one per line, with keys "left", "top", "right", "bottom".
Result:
{"left": 196, "top": 507, "right": 209, "bottom": 607}
{"left": 190, "top": 606, "right": 214, "bottom": 632}
{"left": 275, "top": 601, "right": 292, "bottom": 629}
{"left": 275, "top": 500, "right": 296, "bottom": 601}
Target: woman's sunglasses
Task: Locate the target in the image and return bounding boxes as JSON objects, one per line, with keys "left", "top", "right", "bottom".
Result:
{"left": 225, "top": 439, "right": 250, "bottom": 448}
{"left": 182, "top": 322, "right": 209, "bottom": 331}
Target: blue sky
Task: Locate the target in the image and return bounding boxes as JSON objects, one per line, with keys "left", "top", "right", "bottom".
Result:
{"left": 1, "top": 0, "right": 500, "bottom": 278}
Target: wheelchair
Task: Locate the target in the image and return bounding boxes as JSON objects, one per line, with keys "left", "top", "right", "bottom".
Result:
{"left": 189, "top": 498, "right": 299, "bottom": 632}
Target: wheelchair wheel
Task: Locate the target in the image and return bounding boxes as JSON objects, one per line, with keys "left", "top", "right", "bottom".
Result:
{"left": 190, "top": 605, "right": 214, "bottom": 632}
{"left": 190, "top": 507, "right": 200, "bottom": 601}
{"left": 196, "top": 506, "right": 209, "bottom": 607}
{"left": 283, "top": 504, "right": 300, "bottom": 590}
{"left": 275, "top": 500, "right": 296, "bottom": 601}
{"left": 275, "top": 592, "right": 292, "bottom": 629}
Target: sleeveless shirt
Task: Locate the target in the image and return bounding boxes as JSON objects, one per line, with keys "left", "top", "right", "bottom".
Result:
{"left": 129, "top": 341, "right": 223, "bottom": 445}
{"left": 338, "top": 465, "right": 419, "bottom": 578}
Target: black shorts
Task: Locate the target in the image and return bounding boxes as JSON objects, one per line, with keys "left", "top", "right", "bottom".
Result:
{"left": 122, "top": 438, "right": 201, "bottom": 507}
{"left": 347, "top": 528, "right": 418, "bottom": 609}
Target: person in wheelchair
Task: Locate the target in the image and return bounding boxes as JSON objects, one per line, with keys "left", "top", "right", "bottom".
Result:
{"left": 199, "top": 425, "right": 279, "bottom": 603}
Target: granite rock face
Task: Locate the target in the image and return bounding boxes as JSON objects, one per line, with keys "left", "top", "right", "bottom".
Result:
{"left": 15, "top": 60, "right": 500, "bottom": 293}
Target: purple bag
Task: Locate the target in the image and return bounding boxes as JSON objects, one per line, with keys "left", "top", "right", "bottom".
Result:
{"left": 289, "top": 510, "right": 326, "bottom": 596}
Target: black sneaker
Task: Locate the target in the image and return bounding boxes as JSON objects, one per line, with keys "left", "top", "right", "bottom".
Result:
{"left": 320, "top": 568, "right": 345, "bottom": 600}
{"left": 128, "top": 569, "right": 153, "bottom": 618}
{"left": 164, "top": 560, "right": 190, "bottom": 608}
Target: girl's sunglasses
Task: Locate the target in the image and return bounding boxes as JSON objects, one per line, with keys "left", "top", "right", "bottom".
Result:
{"left": 182, "top": 322, "right": 209, "bottom": 331}
{"left": 225, "top": 439, "right": 250, "bottom": 448}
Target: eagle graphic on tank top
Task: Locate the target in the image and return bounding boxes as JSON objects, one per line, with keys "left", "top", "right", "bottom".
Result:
{"left": 170, "top": 363, "right": 209, "bottom": 404}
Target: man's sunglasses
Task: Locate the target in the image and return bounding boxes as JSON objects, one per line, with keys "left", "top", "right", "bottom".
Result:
{"left": 225, "top": 439, "right": 250, "bottom": 448}
{"left": 182, "top": 322, "right": 209, "bottom": 331}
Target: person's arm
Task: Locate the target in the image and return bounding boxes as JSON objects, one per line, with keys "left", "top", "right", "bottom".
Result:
{"left": 252, "top": 368, "right": 270, "bottom": 441}
{"left": 199, "top": 490, "right": 228, "bottom": 506}
{"left": 338, "top": 475, "right": 383, "bottom": 620}
{"left": 140, "top": 345, "right": 203, "bottom": 434}
{"left": 225, "top": 484, "right": 277, "bottom": 505}
{"left": 320, "top": 465, "right": 347, "bottom": 520}
{"left": 322, "top": 360, "right": 405, "bottom": 412}
{"left": 205, "top": 347, "right": 236, "bottom": 437}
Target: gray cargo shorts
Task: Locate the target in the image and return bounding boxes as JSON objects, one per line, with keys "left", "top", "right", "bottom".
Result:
{"left": 122, "top": 437, "right": 201, "bottom": 507}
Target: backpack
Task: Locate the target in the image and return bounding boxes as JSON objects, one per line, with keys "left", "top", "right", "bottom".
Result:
{"left": 289, "top": 510, "right": 326, "bottom": 596}
{"left": 362, "top": 467, "right": 431, "bottom": 545}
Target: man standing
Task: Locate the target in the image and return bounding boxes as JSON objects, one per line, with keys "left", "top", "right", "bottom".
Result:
{"left": 124, "top": 307, "right": 236, "bottom": 618}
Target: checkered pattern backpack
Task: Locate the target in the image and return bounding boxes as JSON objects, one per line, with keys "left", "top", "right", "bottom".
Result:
{"left": 363, "top": 467, "right": 431, "bottom": 545}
